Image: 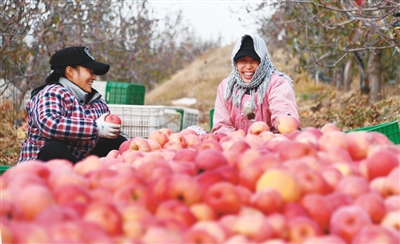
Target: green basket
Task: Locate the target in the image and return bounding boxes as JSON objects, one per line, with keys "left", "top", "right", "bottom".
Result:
{"left": 210, "top": 108, "right": 214, "bottom": 131}
{"left": 105, "top": 82, "right": 145, "bottom": 105}
{"left": 0, "top": 165, "right": 11, "bottom": 175}
{"left": 346, "top": 121, "right": 400, "bottom": 145}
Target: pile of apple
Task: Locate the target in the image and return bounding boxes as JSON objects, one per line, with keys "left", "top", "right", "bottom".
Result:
{"left": 1, "top": 116, "right": 399, "bottom": 243}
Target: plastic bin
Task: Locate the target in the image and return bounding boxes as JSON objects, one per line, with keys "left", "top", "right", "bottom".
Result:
{"left": 164, "top": 109, "right": 182, "bottom": 133}
{"left": 166, "top": 106, "right": 199, "bottom": 131}
{"left": 105, "top": 82, "right": 145, "bottom": 105}
{"left": 108, "top": 105, "right": 166, "bottom": 139}
{"left": 346, "top": 121, "right": 400, "bottom": 145}
{"left": 91, "top": 81, "right": 108, "bottom": 97}
{"left": 210, "top": 108, "right": 214, "bottom": 131}
{"left": 0, "top": 165, "right": 11, "bottom": 175}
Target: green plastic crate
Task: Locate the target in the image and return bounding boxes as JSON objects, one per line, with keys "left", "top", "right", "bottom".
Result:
{"left": 105, "top": 82, "right": 145, "bottom": 105}
{"left": 210, "top": 108, "right": 214, "bottom": 131}
{"left": 0, "top": 165, "right": 11, "bottom": 175}
{"left": 346, "top": 121, "right": 400, "bottom": 145}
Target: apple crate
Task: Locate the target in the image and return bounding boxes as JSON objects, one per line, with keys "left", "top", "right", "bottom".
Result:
{"left": 105, "top": 82, "right": 145, "bottom": 105}
{"left": 346, "top": 121, "right": 400, "bottom": 145}
{"left": 164, "top": 109, "right": 182, "bottom": 133}
{"left": 0, "top": 165, "right": 11, "bottom": 175}
{"left": 166, "top": 106, "right": 199, "bottom": 131}
{"left": 108, "top": 105, "right": 166, "bottom": 139}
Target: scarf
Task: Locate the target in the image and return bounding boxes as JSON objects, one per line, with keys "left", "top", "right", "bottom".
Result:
{"left": 224, "top": 34, "right": 293, "bottom": 110}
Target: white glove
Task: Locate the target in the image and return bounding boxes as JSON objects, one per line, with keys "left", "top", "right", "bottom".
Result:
{"left": 96, "top": 113, "right": 121, "bottom": 139}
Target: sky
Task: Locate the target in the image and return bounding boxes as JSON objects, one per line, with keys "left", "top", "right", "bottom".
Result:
{"left": 148, "top": 0, "right": 269, "bottom": 46}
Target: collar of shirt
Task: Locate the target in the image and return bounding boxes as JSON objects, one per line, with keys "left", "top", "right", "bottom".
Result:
{"left": 58, "top": 77, "right": 101, "bottom": 105}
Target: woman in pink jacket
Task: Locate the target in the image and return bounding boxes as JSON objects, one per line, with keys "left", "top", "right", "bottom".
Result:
{"left": 212, "top": 34, "right": 300, "bottom": 134}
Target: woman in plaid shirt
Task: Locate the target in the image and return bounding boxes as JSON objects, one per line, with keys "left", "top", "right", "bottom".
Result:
{"left": 18, "top": 46, "right": 127, "bottom": 164}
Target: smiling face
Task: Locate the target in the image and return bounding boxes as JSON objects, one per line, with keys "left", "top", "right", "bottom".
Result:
{"left": 235, "top": 56, "right": 260, "bottom": 84}
{"left": 66, "top": 65, "right": 96, "bottom": 93}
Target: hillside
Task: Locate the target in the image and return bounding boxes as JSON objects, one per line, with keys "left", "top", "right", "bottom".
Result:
{"left": 145, "top": 44, "right": 400, "bottom": 132}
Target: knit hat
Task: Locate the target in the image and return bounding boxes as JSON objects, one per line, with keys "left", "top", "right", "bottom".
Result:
{"left": 233, "top": 35, "right": 260, "bottom": 62}
{"left": 50, "top": 46, "right": 110, "bottom": 75}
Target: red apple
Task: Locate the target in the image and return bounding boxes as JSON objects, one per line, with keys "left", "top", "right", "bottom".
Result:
{"left": 318, "top": 130, "right": 349, "bottom": 151}
{"left": 276, "top": 115, "right": 300, "bottom": 134}
{"left": 266, "top": 213, "right": 289, "bottom": 240}
{"left": 282, "top": 203, "right": 308, "bottom": 220}
{"left": 295, "top": 169, "right": 332, "bottom": 195}
{"left": 317, "top": 166, "right": 344, "bottom": 190}
{"left": 162, "top": 141, "right": 184, "bottom": 150}
{"left": 300, "top": 193, "right": 333, "bottom": 232}
{"left": 118, "top": 138, "right": 134, "bottom": 154}
{"left": 140, "top": 226, "right": 182, "bottom": 243}
{"left": 83, "top": 202, "right": 123, "bottom": 236}
{"left": 190, "top": 203, "right": 217, "bottom": 221}
{"left": 324, "top": 192, "right": 354, "bottom": 211}
{"left": 195, "top": 149, "right": 228, "bottom": 174}
{"left": 129, "top": 137, "right": 151, "bottom": 152}
{"left": 168, "top": 133, "right": 187, "bottom": 148}
{"left": 380, "top": 210, "right": 400, "bottom": 231}
{"left": 365, "top": 148, "right": 399, "bottom": 180}
{"left": 329, "top": 205, "right": 373, "bottom": 243}
{"left": 195, "top": 139, "right": 223, "bottom": 152}
{"left": 383, "top": 167, "right": 400, "bottom": 196}
{"left": 196, "top": 171, "right": 227, "bottom": 192}
{"left": 148, "top": 130, "right": 169, "bottom": 147}
{"left": 384, "top": 195, "right": 400, "bottom": 211}
{"left": 354, "top": 192, "right": 387, "bottom": 223}
{"left": 335, "top": 175, "right": 370, "bottom": 199}
{"left": 233, "top": 210, "right": 273, "bottom": 242}
{"left": 274, "top": 140, "right": 317, "bottom": 161}
{"left": 214, "top": 165, "right": 239, "bottom": 185}
{"left": 189, "top": 220, "right": 228, "bottom": 243}
{"left": 166, "top": 173, "right": 203, "bottom": 206}
{"left": 10, "top": 184, "right": 55, "bottom": 221}
{"left": 183, "top": 229, "right": 218, "bottom": 244}
{"left": 204, "top": 182, "right": 241, "bottom": 216}
{"left": 183, "top": 134, "right": 202, "bottom": 147}
{"left": 346, "top": 131, "right": 375, "bottom": 161}
{"left": 287, "top": 216, "right": 322, "bottom": 243}
{"left": 73, "top": 155, "right": 104, "bottom": 176}
{"left": 302, "top": 234, "right": 346, "bottom": 244}
{"left": 320, "top": 122, "right": 341, "bottom": 134}
{"left": 352, "top": 225, "right": 399, "bottom": 244}
{"left": 104, "top": 113, "right": 122, "bottom": 124}
{"left": 155, "top": 199, "right": 197, "bottom": 227}
{"left": 247, "top": 121, "right": 270, "bottom": 135}
{"left": 250, "top": 188, "right": 284, "bottom": 215}
{"left": 52, "top": 184, "right": 91, "bottom": 206}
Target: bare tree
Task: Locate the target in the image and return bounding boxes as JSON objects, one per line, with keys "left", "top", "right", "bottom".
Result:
{"left": 249, "top": 0, "right": 400, "bottom": 102}
{"left": 0, "top": 0, "right": 219, "bottom": 111}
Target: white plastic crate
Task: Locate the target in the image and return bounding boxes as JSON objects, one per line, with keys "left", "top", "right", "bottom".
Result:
{"left": 164, "top": 109, "right": 182, "bottom": 133}
{"left": 166, "top": 106, "right": 199, "bottom": 130}
{"left": 182, "top": 107, "right": 200, "bottom": 129}
{"left": 108, "top": 105, "right": 166, "bottom": 139}
{"left": 92, "top": 81, "right": 108, "bottom": 97}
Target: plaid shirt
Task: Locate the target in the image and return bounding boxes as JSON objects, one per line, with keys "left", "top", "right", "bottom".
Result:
{"left": 17, "top": 82, "right": 109, "bottom": 163}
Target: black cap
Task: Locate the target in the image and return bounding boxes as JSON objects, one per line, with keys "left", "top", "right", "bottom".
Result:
{"left": 50, "top": 46, "right": 110, "bottom": 75}
{"left": 234, "top": 35, "right": 260, "bottom": 62}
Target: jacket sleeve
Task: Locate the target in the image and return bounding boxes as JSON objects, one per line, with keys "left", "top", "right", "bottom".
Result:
{"left": 267, "top": 74, "right": 300, "bottom": 130}
{"left": 211, "top": 79, "right": 237, "bottom": 134}
{"left": 32, "top": 86, "right": 101, "bottom": 141}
